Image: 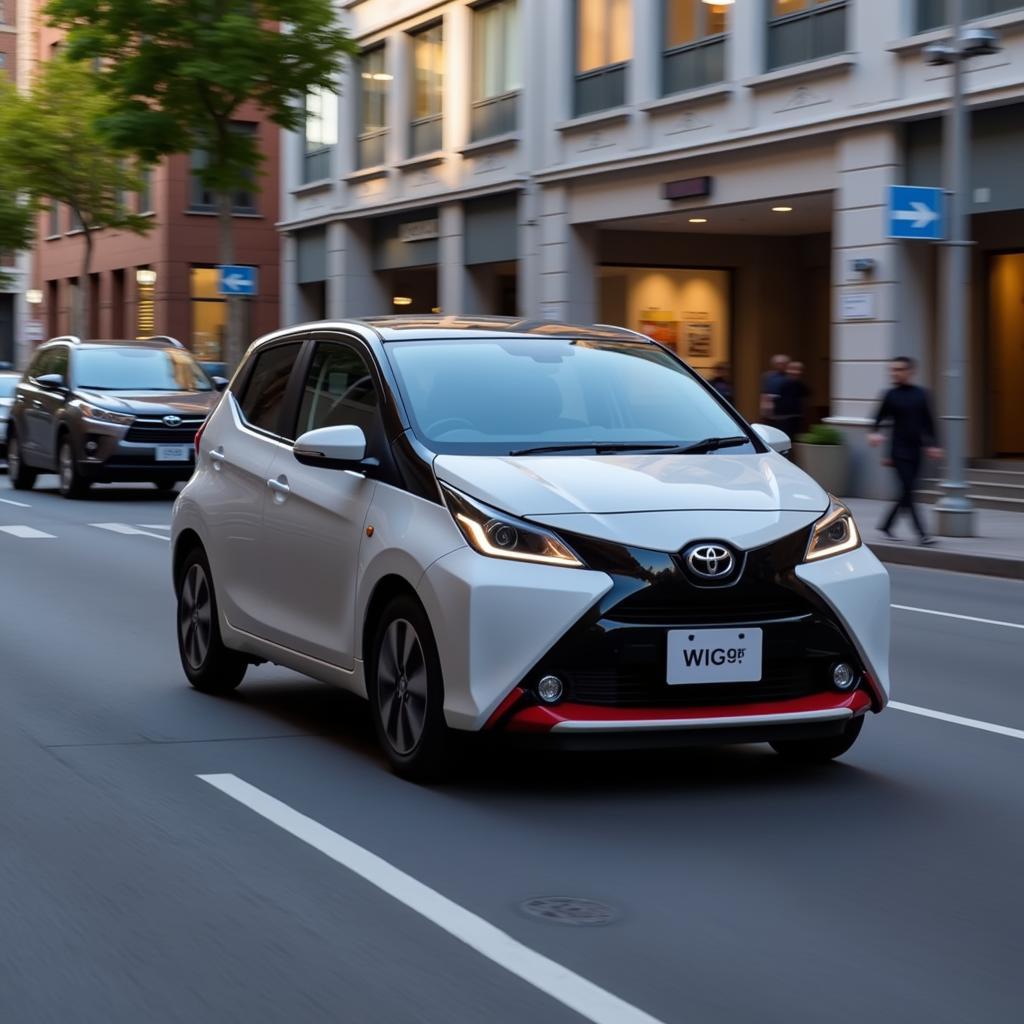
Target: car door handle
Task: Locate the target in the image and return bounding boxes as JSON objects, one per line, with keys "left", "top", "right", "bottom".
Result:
{"left": 267, "top": 477, "right": 290, "bottom": 496}
{"left": 32, "top": 400, "right": 43, "bottom": 409}
{"left": 209, "top": 447, "right": 226, "bottom": 463}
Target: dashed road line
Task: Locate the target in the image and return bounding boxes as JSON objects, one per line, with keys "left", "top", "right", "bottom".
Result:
{"left": 892, "top": 604, "right": 1024, "bottom": 632}
{"left": 136, "top": 524, "right": 171, "bottom": 530}
{"left": 200, "top": 773, "right": 667, "bottom": 1024}
{"left": 0, "top": 498, "right": 32, "bottom": 508}
{"left": 89, "top": 523, "right": 171, "bottom": 541}
{"left": 0, "top": 525, "right": 56, "bottom": 539}
{"left": 891, "top": 702, "right": 1024, "bottom": 742}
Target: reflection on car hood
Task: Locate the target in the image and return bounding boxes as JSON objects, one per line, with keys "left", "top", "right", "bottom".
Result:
{"left": 434, "top": 452, "right": 829, "bottom": 517}
{"left": 75, "top": 390, "right": 216, "bottom": 416}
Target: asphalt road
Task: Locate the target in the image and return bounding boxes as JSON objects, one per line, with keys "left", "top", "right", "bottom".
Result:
{"left": 2, "top": 474, "right": 1023, "bottom": 1024}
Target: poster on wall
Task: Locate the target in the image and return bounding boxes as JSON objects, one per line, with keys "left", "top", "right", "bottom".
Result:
{"left": 638, "top": 309, "right": 680, "bottom": 349}
{"left": 684, "top": 321, "right": 714, "bottom": 360}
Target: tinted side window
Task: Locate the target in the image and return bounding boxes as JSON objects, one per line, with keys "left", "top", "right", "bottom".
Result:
{"left": 239, "top": 342, "right": 302, "bottom": 435}
{"left": 28, "top": 349, "right": 53, "bottom": 379}
{"left": 50, "top": 346, "right": 69, "bottom": 380}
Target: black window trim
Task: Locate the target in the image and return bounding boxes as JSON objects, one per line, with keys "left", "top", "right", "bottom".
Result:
{"left": 233, "top": 337, "right": 310, "bottom": 445}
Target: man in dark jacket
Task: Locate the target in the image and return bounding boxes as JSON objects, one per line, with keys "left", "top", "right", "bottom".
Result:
{"left": 869, "top": 356, "right": 943, "bottom": 545}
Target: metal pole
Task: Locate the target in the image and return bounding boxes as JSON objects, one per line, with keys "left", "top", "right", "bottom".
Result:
{"left": 934, "top": 0, "right": 975, "bottom": 537}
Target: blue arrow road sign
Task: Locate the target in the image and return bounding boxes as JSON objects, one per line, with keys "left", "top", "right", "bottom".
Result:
{"left": 217, "top": 265, "right": 258, "bottom": 297}
{"left": 888, "top": 186, "right": 944, "bottom": 241}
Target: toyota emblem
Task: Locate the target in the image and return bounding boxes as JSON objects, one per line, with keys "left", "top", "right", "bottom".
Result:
{"left": 685, "top": 544, "right": 735, "bottom": 580}
{"left": 163, "top": 415, "right": 182, "bottom": 427}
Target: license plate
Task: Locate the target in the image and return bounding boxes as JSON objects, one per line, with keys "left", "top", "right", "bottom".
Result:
{"left": 155, "top": 445, "right": 190, "bottom": 462}
{"left": 667, "top": 628, "right": 763, "bottom": 685}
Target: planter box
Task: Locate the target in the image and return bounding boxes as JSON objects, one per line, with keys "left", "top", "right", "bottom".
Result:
{"left": 794, "top": 442, "right": 850, "bottom": 496}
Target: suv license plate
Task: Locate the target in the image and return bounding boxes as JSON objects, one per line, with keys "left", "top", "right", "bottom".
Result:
{"left": 155, "top": 445, "right": 190, "bottom": 462}
{"left": 667, "top": 628, "right": 763, "bottom": 685}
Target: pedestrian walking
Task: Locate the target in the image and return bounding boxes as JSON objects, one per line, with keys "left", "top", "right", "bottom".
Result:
{"left": 760, "top": 353, "right": 789, "bottom": 425}
{"left": 710, "top": 362, "right": 734, "bottom": 403}
{"left": 869, "top": 356, "right": 943, "bottom": 546}
{"left": 774, "top": 360, "right": 810, "bottom": 438}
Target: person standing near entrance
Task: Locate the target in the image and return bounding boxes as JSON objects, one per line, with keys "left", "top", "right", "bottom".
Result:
{"left": 760, "top": 353, "right": 789, "bottom": 426}
{"left": 775, "top": 360, "right": 810, "bottom": 438}
{"left": 869, "top": 356, "right": 943, "bottom": 545}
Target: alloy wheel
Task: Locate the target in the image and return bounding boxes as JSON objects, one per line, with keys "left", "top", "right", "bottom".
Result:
{"left": 179, "top": 563, "right": 213, "bottom": 670}
{"left": 376, "top": 618, "right": 429, "bottom": 755}
{"left": 59, "top": 443, "right": 73, "bottom": 491}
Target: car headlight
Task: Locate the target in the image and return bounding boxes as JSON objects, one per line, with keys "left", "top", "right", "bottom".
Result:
{"left": 440, "top": 483, "right": 584, "bottom": 568}
{"left": 805, "top": 498, "right": 861, "bottom": 562}
{"left": 75, "top": 401, "right": 135, "bottom": 426}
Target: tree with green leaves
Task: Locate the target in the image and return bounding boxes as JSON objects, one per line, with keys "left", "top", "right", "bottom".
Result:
{"left": 0, "top": 183, "right": 34, "bottom": 290}
{"left": 0, "top": 62, "right": 151, "bottom": 338}
{"left": 48, "top": 0, "right": 357, "bottom": 368}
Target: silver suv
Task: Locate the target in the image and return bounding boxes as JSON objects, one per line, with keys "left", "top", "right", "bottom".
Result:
{"left": 7, "top": 335, "right": 225, "bottom": 498}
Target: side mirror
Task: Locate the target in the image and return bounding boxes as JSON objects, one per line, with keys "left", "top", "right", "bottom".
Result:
{"left": 294, "top": 424, "right": 377, "bottom": 473}
{"left": 752, "top": 423, "right": 792, "bottom": 455}
{"left": 36, "top": 373, "right": 66, "bottom": 391}
{"left": 211, "top": 376, "right": 229, "bottom": 392}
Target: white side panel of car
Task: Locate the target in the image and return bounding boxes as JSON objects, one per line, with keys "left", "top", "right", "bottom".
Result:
{"left": 418, "top": 548, "right": 613, "bottom": 730}
{"left": 526, "top": 509, "right": 824, "bottom": 553}
{"left": 796, "top": 546, "right": 892, "bottom": 699}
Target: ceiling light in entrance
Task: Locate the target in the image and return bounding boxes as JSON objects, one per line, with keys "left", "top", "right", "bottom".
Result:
{"left": 689, "top": 217, "right": 708, "bottom": 224}
{"left": 772, "top": 206, "right": 794, "bottom": 213}
{"left": 393, "top": 296, "right": 413, "bottom": 307}
{"left": 702, "top": 0, "right": 734, "bottom": 5}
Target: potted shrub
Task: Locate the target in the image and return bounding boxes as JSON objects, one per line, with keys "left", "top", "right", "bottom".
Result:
{"left": 793, "top": 424, "right": 849, "bottom": 496}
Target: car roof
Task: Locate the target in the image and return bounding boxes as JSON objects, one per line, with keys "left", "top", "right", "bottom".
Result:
{"left": 37, "top": 336, "right": 187, "bottom": 350}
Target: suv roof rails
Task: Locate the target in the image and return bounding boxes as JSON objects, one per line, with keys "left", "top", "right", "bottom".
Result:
{"left": 139, "top": 335, "right": 186, "bottom": 350}
{"left": 47, "top": 335, "right": 83, "bottom": 346}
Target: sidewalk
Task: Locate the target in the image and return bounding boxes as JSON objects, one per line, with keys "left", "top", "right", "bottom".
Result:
{"left": 845, "top": 498, "right": 1024, "bottom": 580}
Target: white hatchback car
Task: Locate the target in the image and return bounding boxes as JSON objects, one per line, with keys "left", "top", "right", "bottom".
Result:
{"left": 172, "top": 317, "right": 890, "bottom": 779}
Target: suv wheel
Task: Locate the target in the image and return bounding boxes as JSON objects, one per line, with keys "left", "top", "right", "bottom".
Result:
{"left": 7, "top": 431, "right": 37, "bottom": 491}
{"left": 58, "top": 437, "right": 89, "bottom": 499}
{"left": 770, "top": 715, "right": 864, "bottom": 763}
{"left": 176, "top": 547, "right": 248, "bottom": 694}
{"left": 368, "top": 595, "right": 451, "bottom": 781}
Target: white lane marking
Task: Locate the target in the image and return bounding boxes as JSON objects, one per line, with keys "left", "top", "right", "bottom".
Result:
{"left": 891, "top": 702, "right": 1024, "bottom": 742}
{"left": 199, "top": 773, "right": 666, "bottom": 1024}
{"left": 892, "top": 604, "right": 1024, "bottom": 632}
{"left": 90, "top": 522, "right": 170, "bottom": 542}
{"left": 136, "top": 524, "right": 171, "bottom": 530}
{"left": 0, "top": 525, "right": 56, "bottom": 539}
{"left": 0, "top": 497, "right": 32, "bottom": 508}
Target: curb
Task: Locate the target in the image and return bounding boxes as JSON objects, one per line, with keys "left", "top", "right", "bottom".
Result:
{"left": 866, "top": 541, "right": 1024, "bottom": 581}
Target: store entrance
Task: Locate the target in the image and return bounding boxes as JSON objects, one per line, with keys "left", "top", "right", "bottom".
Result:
{"left": 990, "top": 252, "right": 1024, "bottom": 455}
{"left": 379, "top": 267, "right": 438, "bottom": 315}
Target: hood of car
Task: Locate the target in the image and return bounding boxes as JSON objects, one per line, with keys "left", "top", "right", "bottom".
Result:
{"left": 75, "top": 390, "right": 216, "bottom": 417}
{"left": 434, "top": 452, "right": 829, "bottom": 517}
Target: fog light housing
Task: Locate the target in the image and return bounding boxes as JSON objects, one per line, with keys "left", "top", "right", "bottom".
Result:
{"left": 832, "top": 662, "right": 856, "bottom": 691}
{"left": 85, "top": 440, "right": 99, "bottom": 453}
{"left": 537, "top": 675, "right": 564, "bottom": 705}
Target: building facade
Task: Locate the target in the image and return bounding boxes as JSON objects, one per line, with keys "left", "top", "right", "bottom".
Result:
{"left": 0, "top": 0, "right": 35, "bottom": 369}
{"left": 280, "top": 0, "right": 1024, "bottom": 491}
{"left": 29, "top": 8, "right": 281, "bottom": 371}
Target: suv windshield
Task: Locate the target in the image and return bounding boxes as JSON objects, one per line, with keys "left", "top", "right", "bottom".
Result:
{"left": 386, "top": 337, "right": 755, "bottom": 455}
{"left": 75, "top": 348, "right": 213, "bottom": 392}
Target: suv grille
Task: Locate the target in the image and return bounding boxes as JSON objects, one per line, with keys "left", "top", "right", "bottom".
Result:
{"left": 124, "top": 417, "right": 205, "bottom": 444}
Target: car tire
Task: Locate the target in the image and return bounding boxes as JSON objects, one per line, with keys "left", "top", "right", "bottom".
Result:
{"left": 7, "top": 430, "right": 37, "bottom": 491}
{"left": 368, "top": 595, "right": 451, "bottom": 781}
{"left": 176, "top": 546, "right": 248, "bottom": 695}
{"left": 770, "top": 715, "right": 864, "bottom": 763}
{"left": 58, "top": 437, "right": 89, "bottom": 499}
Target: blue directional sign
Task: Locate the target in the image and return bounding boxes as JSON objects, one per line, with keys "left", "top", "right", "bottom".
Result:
{"left": 217, "top": 265, "right": 259, "bottom": 297}
{"left": 888, "top": 186, "right": 944, "bottom": 241}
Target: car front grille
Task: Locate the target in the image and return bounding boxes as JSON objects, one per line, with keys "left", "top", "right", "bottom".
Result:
{"left": 124, "top": 417, "right": 205, "bottom": 444}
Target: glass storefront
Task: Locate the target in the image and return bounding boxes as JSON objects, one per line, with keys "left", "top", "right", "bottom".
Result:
{"left": 190, "top": 267, "right": 227, "bottom": 363}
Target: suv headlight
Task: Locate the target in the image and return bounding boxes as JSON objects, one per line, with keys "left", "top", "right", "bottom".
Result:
{"left": 805, "top": 498, "right": 861, "bottom": 562}
{"left": 75, "top": 401, "right": 135, "bottom": 427}
{"left": 440, "top": 483, "right": 584, "bottom": 568}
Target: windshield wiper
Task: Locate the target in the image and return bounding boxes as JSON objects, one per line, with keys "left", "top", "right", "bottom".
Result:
{"left": 674, "top": 435, "right": 752, "bottom": 455}
{"left": 509, "top": 442, "right": 683, "bottom": 457}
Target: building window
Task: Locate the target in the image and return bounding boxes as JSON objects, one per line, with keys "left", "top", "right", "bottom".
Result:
{"left": 471, "top": 0, "right": 520, "bottom": 142}
{"left": 190, "top": 267, "right": 228, "bottom": 363}
{"left": 47, "top": 203, "right": 61, "bottom": 237}
{"left": 137, "top": 166, "right": 152, "bottom": 214}
{"left": 575, "top": 0, "right": 632, "bottom": 116}
{"left": 303, "top": 85, "right": 338, "bottom": 183}
{"left": 358, "top": 46, "right": 389, "bottom": 169}
{"left": 189, "top": 124, "right": 259, "bottom": 213}
{"left": 410, "top": 22, "right": 444, "bottom": 156}
{"left": 767, "top": 0, "right": 847, "bottom": 71}
{"left": 663, "top": 1, "right": 728, "bottom": 95}
{"left": 918, "top": 0, "right": 1023, "bottom": 31}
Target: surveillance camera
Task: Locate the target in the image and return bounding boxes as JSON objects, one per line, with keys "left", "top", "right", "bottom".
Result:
{"left": 851, "top": 258, "right": 876, "bottom": 275}
{"left": 924, "top": 43, "right": 955, "bottom": 66}
{"left": 960, "top": 27, "right": 1000, "bottom": 58}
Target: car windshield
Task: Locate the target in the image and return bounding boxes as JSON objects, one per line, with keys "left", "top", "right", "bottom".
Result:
{"left": 0, "top": 376, "right": 18, "bottom": 399}
{"left": 75, "top": 348, "right": 213, "bottom": 392}
{"left": 386, "top": 337, "right": 755, "bottom": 455}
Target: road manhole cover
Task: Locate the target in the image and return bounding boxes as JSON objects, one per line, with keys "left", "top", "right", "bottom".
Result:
{"left": 519, "top": 896, "right": 618, "bottom": 927}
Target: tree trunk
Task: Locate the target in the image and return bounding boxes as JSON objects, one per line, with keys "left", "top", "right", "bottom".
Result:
{"left": 75, "top": 219, "right": 93, "bottom": 340}
{"left": 217, "top": 191, "right": 244, "bottom": 371}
